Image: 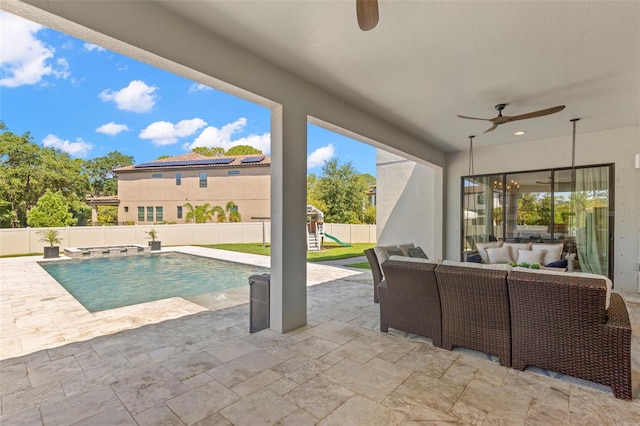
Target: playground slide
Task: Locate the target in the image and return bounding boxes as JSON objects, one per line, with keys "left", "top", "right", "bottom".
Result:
{"left": 324, "top": 233, "right": 352, "bottom": 247}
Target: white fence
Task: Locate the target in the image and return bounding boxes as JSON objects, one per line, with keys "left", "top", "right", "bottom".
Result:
{"left": 0, "top": 223, "right": 377, "bottom": 257}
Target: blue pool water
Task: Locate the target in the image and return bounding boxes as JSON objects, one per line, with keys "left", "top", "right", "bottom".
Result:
{"left": 39, "top": 252, "right": 269, "bottom": 312}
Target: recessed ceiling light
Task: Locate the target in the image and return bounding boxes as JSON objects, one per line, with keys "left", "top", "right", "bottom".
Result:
{"left": 513, "top": 131, "right": 526, "bottom": 136}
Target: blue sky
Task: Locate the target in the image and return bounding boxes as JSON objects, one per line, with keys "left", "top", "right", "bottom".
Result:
{"left": 0, "top": 11, "right": 376, "bottom": 177}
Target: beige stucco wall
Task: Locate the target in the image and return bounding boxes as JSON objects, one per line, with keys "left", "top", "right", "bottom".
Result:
{"left": 116, "top": 166, "right": 271, "bottom": 224}
{"left": 376, "top": 150, "right": 444, "bottom": 259}
{"left": 444, "top": 126, "right": 640, "bottom": 292}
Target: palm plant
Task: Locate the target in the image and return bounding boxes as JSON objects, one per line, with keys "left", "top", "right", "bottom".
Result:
{"left": 183, "top": 202, "right": 215, "bottom": 223}
{"left": 226, "top": 201, "right": 242, "bottom": 223}
{"left": 211, "top": 205, "right": 226, "bottom": 223}
{"left": 38, "top": 228, "right": 62, "bottom": 247}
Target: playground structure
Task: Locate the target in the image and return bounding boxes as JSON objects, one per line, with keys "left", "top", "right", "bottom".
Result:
{"left": 306, "top": 205, "right": 352, "bottom": 250}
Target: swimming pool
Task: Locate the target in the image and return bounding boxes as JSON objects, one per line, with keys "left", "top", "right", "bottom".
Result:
{"left": 39, "top": 252, "right": 269, "bottom": 312}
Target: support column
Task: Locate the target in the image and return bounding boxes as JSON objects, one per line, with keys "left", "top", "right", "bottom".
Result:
{"left": 269, "top": 104, "right": 308, "bottom": 333}
{"left": 91, "top": 204, "right": 98, "bottom": 225}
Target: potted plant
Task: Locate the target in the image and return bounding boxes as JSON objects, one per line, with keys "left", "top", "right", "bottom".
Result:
{"left": 146, "top": 228, "right": 161, "bottom": 251}
{"left": 38, "top": 229, "right": 62, "bottom": 259}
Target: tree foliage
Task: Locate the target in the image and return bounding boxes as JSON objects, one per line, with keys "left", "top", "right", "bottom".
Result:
{"left": 27, "top": 189, "right": 76, "bottom": 227}
{"left": 307, "top": 158, "right": 375, "bottom": 224}
{"left": 84, "top": 151, "right": 134, "bottom": 196}
{"left": 0, "top": 123, "right": 92, "bottom": 228}
{"left": 192, "top": 147, "right": 225, "bottom": 157}
{"left": 225, "top": 145, "right": 262, "bottom": 156}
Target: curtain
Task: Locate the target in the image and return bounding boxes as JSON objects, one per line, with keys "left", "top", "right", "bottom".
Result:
{"left": 575, "top": 167, "right": 609, "bottom": 275}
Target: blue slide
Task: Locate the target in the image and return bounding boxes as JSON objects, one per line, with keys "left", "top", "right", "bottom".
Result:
{"left": 324, "top": 233, "right": 352, "bottom": 247}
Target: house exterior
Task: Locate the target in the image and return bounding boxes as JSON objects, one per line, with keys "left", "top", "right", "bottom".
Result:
{"left": 111, "top": 152, "right": 270, "bottom": 224}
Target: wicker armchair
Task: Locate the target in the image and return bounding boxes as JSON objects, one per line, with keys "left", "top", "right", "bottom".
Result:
{"left": 507, "top": 270, "right": 632, "bottom": 400}
{"left": 379, "top": 259, "right": 442, "bottom": 347}
{"left": 364, "top": 248, "right": 383, "bottom": 303}
{"left": 435, "top": 265, "right": 512, "bottom": 367}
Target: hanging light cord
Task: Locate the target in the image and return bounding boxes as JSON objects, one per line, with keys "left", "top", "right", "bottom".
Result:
{"left": 468, "top": 135, "right": 476, "bottom": 217}
{"left": 569, "top": 118, "right": 580, "bottom": 242}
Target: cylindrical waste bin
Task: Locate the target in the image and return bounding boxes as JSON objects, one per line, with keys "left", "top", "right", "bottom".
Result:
{"left": 249, "top": 274, "right": 270, "bottom": 333}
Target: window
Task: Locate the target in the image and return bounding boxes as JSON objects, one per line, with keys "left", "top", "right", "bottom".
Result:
{"left": 176, "top": 173, "right": 181, "bottom": 185}
{"left": 124, "top": 206, "right": 129, "bottom": 213}
{"left": 199, "top": 172, "right": 207, "bottom": 188}
{"left": 461, "top": 164, "right": 613, "bottom": 277}
{"left": 147, "top": 206, "right": 154, "bottom": 222}
{"left": 177, "top": 206, "right": 183, "bottom": 219}
{"left": 155, "top": 206, "right": 163, "bottom": 222}
{"left": 152, "top": 173, "right": 163, "bottom": 178}
{"left": 138, "top": 207, "right": 144, "bottom": 222}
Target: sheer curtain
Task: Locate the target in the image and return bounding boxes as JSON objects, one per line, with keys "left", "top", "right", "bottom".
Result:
{"left": 575, "top": 167, "right": 609, "bottom": 275}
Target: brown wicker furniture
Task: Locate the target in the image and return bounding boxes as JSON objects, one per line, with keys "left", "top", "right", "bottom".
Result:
{"left": 379, "top": 259, "right": 443, "bottom": 347}
{"left": 508, "top": 270, "right": 632, "bottom": 400}
{"left": 364, "top": 248, "right": 383, "bottom": 303}
{"left": 434, "top": 265, "right": 512, "bottom": 367}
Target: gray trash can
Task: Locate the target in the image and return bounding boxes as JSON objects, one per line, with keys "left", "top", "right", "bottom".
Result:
{"left": 249, "top": 274, "right": 270, "bottom": 333}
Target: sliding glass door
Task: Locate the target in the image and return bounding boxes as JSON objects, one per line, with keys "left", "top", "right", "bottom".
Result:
{"left": 461, "top": 164, "right": 613, "bottom": 277}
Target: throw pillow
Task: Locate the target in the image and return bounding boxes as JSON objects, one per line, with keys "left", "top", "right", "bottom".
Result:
{"left": 387, "top": 247, "right": 404, "bottom": 257}
{"left": 373, "top": 245, "right": 397, "bottom": 274}
{"left": 545, "top": 258, "right": 568, "bottom": 268}
{"left": 408, "top": 247, "right": 428, "bottom": 258}
{"left": 516, "top": 249, "right": 544, "bottom": 266}
{"left": 532, "top": 243, "right": 564, "bottom": 266}
{"left": 503, "top": 242, "right": 532, "bottom": 263}
{"left": 398, "top": 242, "right": 416, "bottom": 256}
{"left": 475, "top": 241, "right": 503, "bottom": 263}
{"left": 466, "top": 254, "right": 483, "bottom": 263}
{"left": 486, "top": 246, "right": 512, "bottom": 264}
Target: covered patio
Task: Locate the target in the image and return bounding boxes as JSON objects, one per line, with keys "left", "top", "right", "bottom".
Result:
{"left": 1, "top": 250, "right": 639, "bottom": 424}
{"left": 1, "top": 0, "right": 639, "bottom": 423}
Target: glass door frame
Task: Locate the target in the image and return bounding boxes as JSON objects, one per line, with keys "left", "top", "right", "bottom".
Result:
{"left": 460, "top": 163, "right": 615, "bottom": 278}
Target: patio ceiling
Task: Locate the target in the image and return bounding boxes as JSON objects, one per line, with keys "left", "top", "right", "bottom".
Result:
{"left": 154, "top": 0, "right": 640, "bottom": 152}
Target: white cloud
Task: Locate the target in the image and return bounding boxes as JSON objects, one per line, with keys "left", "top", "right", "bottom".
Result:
{"left": 139, "top": 118, "right": 207, "bottom": 146}
{"left": 42, "top": 134, "right": 93, "bottom": 158}
{"left": 96, "top": 122, "right": 130, "bottom": 136}
{"left": 307, "top": 144, "right": 335, "bottom": 168}
{"left": 188, "top": 83, "right": 212, "bottom": 93}
{"left": 83, "top": 42, "right": 106, "bottom": 52}
{"left": 99, "top": 80, "right": 158, "bottom": 113}
{"left": 184, "top": 117, "right": 271, "bottom": 154}
{"left": 0, "top": 12, "right": 70, "bottom": 87}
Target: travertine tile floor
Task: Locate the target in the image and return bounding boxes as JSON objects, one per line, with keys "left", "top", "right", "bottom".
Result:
{"left": 1, "top": 248, "right": 639, "bottom": 425}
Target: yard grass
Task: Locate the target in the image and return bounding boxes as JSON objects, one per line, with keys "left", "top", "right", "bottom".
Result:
{"left": 202, "top": 242, "right": 374, "bottom": 262}
{"left": 342, "top": 261, "right": 371, "bottom": 269}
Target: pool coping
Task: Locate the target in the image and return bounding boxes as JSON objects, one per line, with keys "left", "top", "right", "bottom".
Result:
{"left": 0, "top": 246, "right": 365, "bottom": 360}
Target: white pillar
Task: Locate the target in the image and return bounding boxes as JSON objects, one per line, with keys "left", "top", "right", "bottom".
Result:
{"left": 269, "top": 104, "right": 308, "bottom": 332}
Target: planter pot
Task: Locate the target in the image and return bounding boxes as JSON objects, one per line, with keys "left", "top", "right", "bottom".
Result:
{"left": 43, "top": 246, "right": 60, "bottom": 259}
{"left": 149, "top": 241, "right": 162, "bottom": 251}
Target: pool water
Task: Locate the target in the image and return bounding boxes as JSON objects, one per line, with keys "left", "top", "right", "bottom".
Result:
{"left": 39, "top": 252, "right": 269, "bottom": 312}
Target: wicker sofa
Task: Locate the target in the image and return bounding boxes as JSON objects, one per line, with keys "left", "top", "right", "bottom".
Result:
{"left": 374, "top": 256, "right": 633, "bottom": 400}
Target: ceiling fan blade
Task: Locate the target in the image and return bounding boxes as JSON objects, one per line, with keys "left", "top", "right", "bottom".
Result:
{"left": 483, "top": 123, "right": 499, "bottom": 133}
{"left": 503, "top": 105, "right": 566, "bottom": 123}
{"left": 357, "top": 0, "right": 379, "bottom": 31}
{"left": 457, "top": 114, "right": 493, "bottom": 122}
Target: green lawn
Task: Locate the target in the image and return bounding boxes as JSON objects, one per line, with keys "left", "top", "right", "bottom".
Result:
{"left": 342, "top": 261, "right": 371, "bottom": 269}
{"left": 202, "top": 242, "right": 374, "bottom": 262}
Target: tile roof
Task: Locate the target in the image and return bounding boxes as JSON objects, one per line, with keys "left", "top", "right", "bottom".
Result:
{"left": 113, "top": 153, "right": 270, "bottom": 173}
{"left": 85, "top": 196, "right": 120, "bottom": 203}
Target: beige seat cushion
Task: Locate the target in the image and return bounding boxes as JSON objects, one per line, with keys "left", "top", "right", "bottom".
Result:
{"left": 475, "top": 241, "right": 503, "bottom": 263}
{"left": 389, "top": 255, "right": 439, "bottom": 264}
{"left": 442, "top": 259, "right": 512, "bottom": 271}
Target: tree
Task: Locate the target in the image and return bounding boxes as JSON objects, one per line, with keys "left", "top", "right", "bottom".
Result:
{"left": 96, "top": 206, "right": 118, "bottom": 225}
{"left": 183, "top": 202, "right": 215, "bottom": 223}
{"left": 0, "top": 123, "right": 91, "bottom": 227}
{"left": 225, "top": 201, "right": 241, "bottom": 222}
{"left": 85, "top": 151, "right": 134, "bottom": 196}
{"left": 192, "top": 147, "right": 225, "bottom": 157}
{"left": 317, "top": 158, "right": 370, "bottom": 224}
{"left": 27, "top": 190, "right": 76, "bottom": 227}
{"left": 225, "top": 145, "right": 262, "bottom": 156}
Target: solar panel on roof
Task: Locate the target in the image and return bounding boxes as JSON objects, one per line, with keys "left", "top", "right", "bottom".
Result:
{"left": 240, "top": 156, "right": 265, "bottom": 163}
{"left": 134, "top": 158, "right": 235, "bottom": 168}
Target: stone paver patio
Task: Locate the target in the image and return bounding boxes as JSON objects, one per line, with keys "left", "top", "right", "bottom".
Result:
{"left": 1, "top": 247, "right": 639, "bottom": 425}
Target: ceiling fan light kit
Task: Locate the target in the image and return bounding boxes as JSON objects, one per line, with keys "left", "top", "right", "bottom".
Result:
{"left": 457, "top": 103, "right": 566, "bottom": 134}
